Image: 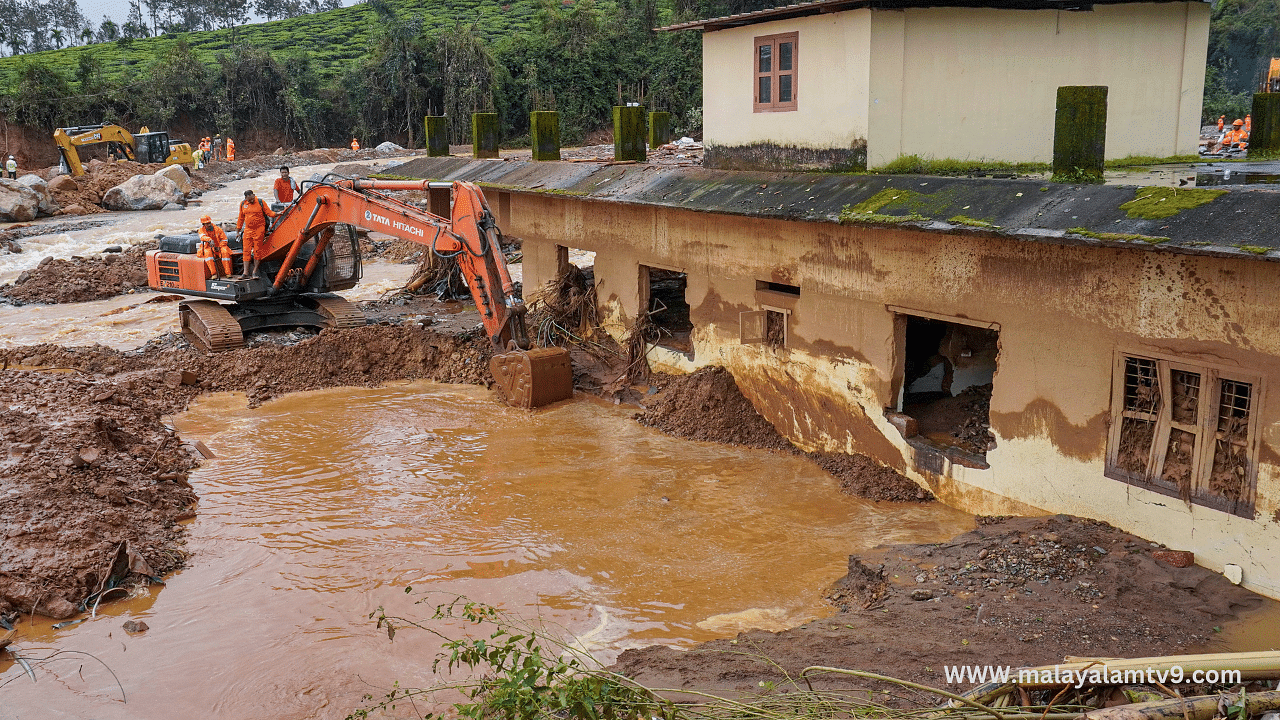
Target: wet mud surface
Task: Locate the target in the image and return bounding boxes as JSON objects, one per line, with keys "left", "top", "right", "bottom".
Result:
{"left": 1, "top": 242, "right": 153, "bottom": 304}
{"left": 0, "top": 324, "right": 493, "bottom": 619}
{"left": 613, "top": 514, "right": 1263, "bottom": 698}
{"left": 638, "top": 367, "right": 931, "bottom": 502}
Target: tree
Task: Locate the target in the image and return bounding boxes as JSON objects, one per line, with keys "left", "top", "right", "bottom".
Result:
{"left": 51, "top": 27, "right": 64, "bottom": 47}
{"left": 95, "top": 17, "right": 119, "bottom": 42}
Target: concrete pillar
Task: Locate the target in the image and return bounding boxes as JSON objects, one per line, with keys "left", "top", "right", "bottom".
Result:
{"left": 429, "top": 186, "right": 451, "bottom": 219}
{"left": 1250, "top": 93, "right": 1280, "bottom": 156}
{"left": 648, "top": 112, "right": 671, "bottom": 148}
{"left": 613, "top": 106, "right": 646, "bottom": 162}
{"left": 472, "top": 113, "right": 499, "bottom": 159}
{"left": 424, "top": 116, "right": 449, "bottom": 157}
{"left": 530, "top": 111, "right": 560, "bottom": 161}
{"left": 1052, "top": 86, "right": 1107, "bottom": 182}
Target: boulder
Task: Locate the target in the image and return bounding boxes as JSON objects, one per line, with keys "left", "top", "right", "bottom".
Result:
{"left": 60, "top": 204, "right": 88, "bottom": 216}
{"left": 101, "top": 174, "right": 183, "bottom": 211}
{"left": 0, "top": 179, "right": 40, "bottom": 221}
{"left": 375, "top": 141, "right": 404, "bottom": 153}
{"left": 48, "top": 174, "right": 79, "bottom": 192}
{"left": 16, "top": 174, "right": 59, "bottom": 216}
{"left": 154, "top": 163, "right": 192, "bottom": 194}
{"left": 162, "top": 202, "right": 184, "bottom": 211}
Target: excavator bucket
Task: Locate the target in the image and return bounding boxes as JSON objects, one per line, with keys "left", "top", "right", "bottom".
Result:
{"left": 490, "top": 347, "right": 574, "bottom": 409}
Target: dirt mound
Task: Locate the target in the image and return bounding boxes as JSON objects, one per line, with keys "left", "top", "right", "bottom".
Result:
{"left": 0, "top": 368, "right": 198, "bottom": 619}
{"left": 637, "top": 366, "right": 928, "bottom": 502}
{"left": 1, "top": 243, "right": 152, "bottom": 304}
{"left": 191, "top": 146, "right": 412, "bottom": 185}
{"left": 613, "top": 514, "right": 1263, "bottom": 699}
{"left": 637, "top": 367, "right": 792, "bottom": 451}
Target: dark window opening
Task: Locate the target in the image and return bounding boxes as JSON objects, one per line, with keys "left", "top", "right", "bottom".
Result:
{"left": 642, "top": 266, "right": 692, "bottom": 353}
{"left": 756, "top": 280, "right": 800, "bottom": 296}
{"left": 899, "top": 316, "right": 999, "bottom": 458}
{"left": 1107, "top": 352, "right": 1257, "bottom": 518}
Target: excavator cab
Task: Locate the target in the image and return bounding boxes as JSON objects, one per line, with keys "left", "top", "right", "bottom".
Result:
{"left": 133, "top": 132, "right": 171, "bottom": 164}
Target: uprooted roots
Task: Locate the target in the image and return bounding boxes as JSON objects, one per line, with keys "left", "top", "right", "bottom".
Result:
{"left": 527, "top": 265, "right": 602, "bottom": 347}
{"left": 405, "top": 253, "right": 467, "bottom": 301}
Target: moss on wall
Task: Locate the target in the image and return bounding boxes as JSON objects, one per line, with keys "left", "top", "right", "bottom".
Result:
{"left": 1119, "top": 187, "right": 1226, "bottom": 220}
{"left": 648, "top": 112, "right": 672, "bottom": 148}
{"left": 472, "top": 113, "right": 500, "bottom": 159}
{"left": 1067, "top": 227, "right": 1170, "bottom": 244}
{"left": 613, "top": 106, "right": 646, "bottom": 162}
{"left": 1251, "top": 94, "right": 1280, "bottom": 155}
{"left": 530, "top": 111, "right": 561, "bottom": 161}
{"left": 1052, "top": 86, "right": 1108, "bottom": 183}
{"left": 424, "top": 116, "right": 449, "bottom": 157}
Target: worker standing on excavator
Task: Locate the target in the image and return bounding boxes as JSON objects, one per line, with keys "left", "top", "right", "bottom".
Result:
{"left": 350, "top": 138, "right": 360, "bottom": 151}
{"left": 196, "top": 215, "right": 232, "bottom": 278}
{"left": 236, "top": 189, "right": 276, "bottom": 277}
{"left": 273, "top": 166, "right": 300, "bottom": 204}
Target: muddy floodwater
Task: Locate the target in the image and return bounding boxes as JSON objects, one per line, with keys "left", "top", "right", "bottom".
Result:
{"left": 1, "top": 381, "right": 972, "bottom": 719}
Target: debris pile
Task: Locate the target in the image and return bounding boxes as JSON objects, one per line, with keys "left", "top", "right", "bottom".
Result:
{"left": 614, "top": 515, "right": 1263, "bottom": 698}
{"left": 952, "top": 383, "right": 994, "bottom": 453}
{"left": 638, "top": 366, "right": 929, "bottom": 502}
{"left": 1, "top": 243, "right": 153, "bottom": 304}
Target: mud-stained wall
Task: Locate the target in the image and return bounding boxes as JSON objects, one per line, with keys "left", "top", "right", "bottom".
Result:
{"left": 510, "top": 192, "right": 1280, "bottom": 599}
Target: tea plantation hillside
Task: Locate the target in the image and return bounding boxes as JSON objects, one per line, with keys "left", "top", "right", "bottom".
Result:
{"left": 0, "top": 0, "right": 540, "bottom": 86}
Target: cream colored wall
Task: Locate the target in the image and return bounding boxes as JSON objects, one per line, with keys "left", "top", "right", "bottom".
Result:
{"left": 508, "top": 191, "right": 1280, "bottom": 599}
{"left": 703, "top": 11, "right": 871, "bottom": 150}
{"left": 867, "top": 3, "right": 1210, "bottom": 166}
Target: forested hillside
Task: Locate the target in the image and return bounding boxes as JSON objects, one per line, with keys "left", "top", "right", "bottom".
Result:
{"left": 0, "top": 0, "right": 780, "bottom": 152}
{"left": 2, "top": 0, "right": 1276, "bottom": 155}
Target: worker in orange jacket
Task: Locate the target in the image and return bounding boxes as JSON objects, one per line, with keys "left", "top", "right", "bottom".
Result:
{"left": 196, "top": 215, "right": 232, "bottom": 278}
{"left": 226, "top": 137, "right": 236, "bottom": 162}
{"left": 1217, "top": 115, "right": 1225, "bottom": 133}
{"left": 236, "top": 189, "right": 277, "bottom": 277}
{"left": 1246, "top": 114, "right": 1252, "bottom": 134}
{"left": 350, "top": 138, "right": 360, "bottom": 151}
{"left": 1222, "top": 119, "right": 1249, "bottom": 151}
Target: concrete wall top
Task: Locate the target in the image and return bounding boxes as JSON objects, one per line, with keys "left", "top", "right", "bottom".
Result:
{"left": 393, "top": 156, "right": 1280, "bottom": 262}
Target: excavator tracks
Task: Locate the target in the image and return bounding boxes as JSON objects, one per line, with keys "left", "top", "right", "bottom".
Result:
{"left": 179, "top": 300, "right": 245, "bottom": 354}
{"left": 307, "top": 295, "right": 365, "bottom": 330}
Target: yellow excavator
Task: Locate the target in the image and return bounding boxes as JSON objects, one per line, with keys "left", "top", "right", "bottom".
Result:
{"left": 53, "top": 124, "right": 194, "bottom": 176}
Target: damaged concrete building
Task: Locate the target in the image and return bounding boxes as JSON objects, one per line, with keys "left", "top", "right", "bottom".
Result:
{"left": 396, "top": 155, "right": 1280, "bottom": 599}
{"left": 659, "top": 0, "right": 1211, "bottom": 169}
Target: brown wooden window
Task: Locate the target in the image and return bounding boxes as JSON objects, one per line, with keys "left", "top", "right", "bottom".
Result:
{"left": 754, "top": 32, "right": 798, "bottom": 113}
{"left": 1105, "top": 352, "right": 1260, "bottom": 518}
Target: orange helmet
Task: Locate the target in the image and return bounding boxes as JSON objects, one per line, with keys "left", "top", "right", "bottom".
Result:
{"left": 1233, "top": 119, "right": 1244, "bottom": 127}
{"left": 200, "top": 215, "right": 212, "bottom": 224}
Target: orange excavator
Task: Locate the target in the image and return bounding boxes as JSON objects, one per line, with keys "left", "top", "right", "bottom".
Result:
{"left": 144, "top": 176, "right": 573, "bottom": 408}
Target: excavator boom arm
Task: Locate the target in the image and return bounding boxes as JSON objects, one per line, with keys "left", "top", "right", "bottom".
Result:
{"left": 259, "top": 178, "right": 527, "bottom": 350}
{"left": 53, "top": 125, "right": 138, "bottom": 176}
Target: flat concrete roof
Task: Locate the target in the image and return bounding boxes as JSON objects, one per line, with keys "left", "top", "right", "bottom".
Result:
{"left": 387, "top": 156, "right": 1280, "bottom": 264}
{"left": 656, "top": 0, "right": 1208, "bottom": 32}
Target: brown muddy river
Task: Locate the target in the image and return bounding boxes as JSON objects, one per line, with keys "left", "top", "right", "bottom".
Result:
{"left": 1, "top": 382, "right": 973, "bottom": 718}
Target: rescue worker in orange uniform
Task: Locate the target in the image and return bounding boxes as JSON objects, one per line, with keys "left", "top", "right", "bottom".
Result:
{"left": 1246, "top": 114, "right": 1252, "bottom": 134}
{"left": 236, "top": 189, "right": 277, "bottom": 277}
{"left": 1217, "top": 115, "right": 1225, "bottom": 133}
{"left": 1223, "top": 119, "right": 1249, "bottom": 151}
{"left": 350, "top": 138, "right": 360, "bottom": 151}
{"left": 196, "top": 215, "right": 232, "bottom": 278}
{"left": 226, "top": 137, "right": 236, "bottom": 162}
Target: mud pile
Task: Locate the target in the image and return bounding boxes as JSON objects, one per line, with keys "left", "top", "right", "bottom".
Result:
{"left": 638, "top": 367, "right": 929, "bottom": 502}
{"left": 614, "top": 514, "right": 1261, "bottom": 697}
{"left": 46, "top": 161, "right": 210, "bottom": 213}
{"left": 192, "top": 146, "right": 412, "bottom": 185}
{"left": 1, "top": 243, "right": 153, "bottom": 304}
{"left": 0, "top": 368, "right": 198, "bottom": 619}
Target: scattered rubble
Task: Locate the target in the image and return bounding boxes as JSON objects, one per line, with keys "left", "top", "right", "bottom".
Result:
{"left": 1, "top": 243, "right": 153, "bottom": 304}
{"left": 614, "top": 515, "right": 1263, "bottom": 698}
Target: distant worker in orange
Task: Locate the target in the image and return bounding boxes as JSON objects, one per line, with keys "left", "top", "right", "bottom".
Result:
{"left": 273, "top": 166, "right": 300, "bottom": 204}
{"left": 236, "top": 189, "right": 277, "bottom": 277}
{"left": 226, "top": 137, "right": 236, "bottom": 162}
{"left": 1246, "top": 113, "right": 1252, "bottom": 134}
{"left": 196, "top": 215, "right": 232, "bottom": 278}
{"left": 1217, "top": 115, "right": 1225, "bottom": 133}
{"left": 350, "top": 138, "right": 360, "bottom": 151}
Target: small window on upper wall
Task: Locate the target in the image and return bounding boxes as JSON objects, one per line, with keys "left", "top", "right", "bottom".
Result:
{"left": 754, "top": 32, "right": 798, "bottom": 113}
